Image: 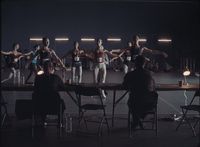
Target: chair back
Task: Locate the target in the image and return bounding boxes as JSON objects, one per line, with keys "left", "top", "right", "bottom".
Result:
{"left": 75, "top": 86, "right": 101, "bottom": 96}
{"left": 75, "top": 86, "right": 104, "bottom": 109}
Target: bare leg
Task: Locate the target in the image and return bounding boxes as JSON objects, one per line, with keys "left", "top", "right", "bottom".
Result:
{"left": 72, "top": 67, "right": 76, "bottom": 83}
{"left": 16, "top": 69, "right": 20, "bottom": 84}
{"left": 1, "top": 68, "right": 14, "bottom": 83}
{"left": 101, "top": 63, "right": 107, "bottom": 98}
{"left": 78, "top": 66, "right": 82, "bottom": 83}
{"left": 102, "top": 63, "right": 106, "bottom": 83}
{"left": 124, "top": 64, "right": 128, "bottom": 74}
{"left": 26, "top": 70, "right": 34, "bottom": 83}
{"left": 94, "top": 65, "right": 100, "bottom": 83}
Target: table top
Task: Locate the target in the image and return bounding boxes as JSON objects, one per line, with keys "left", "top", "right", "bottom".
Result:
{"left": 1, "top": 83, "right": 199, "bottom": 91}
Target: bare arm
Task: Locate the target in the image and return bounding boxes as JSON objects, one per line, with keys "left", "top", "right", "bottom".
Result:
{"left": 1, "top": 51, "right": 12, "bottom": 55}
{"left": 110, "top": 49, "right": 122, "bottom": 54}
{"left": 104, "top": 50, "right": 118, "bottom": 58}
{"left": 144, "top": 47, "right": 168, "bottom": 58}
{"left": 23, "top": 51, "right": 34, "bottom": 56}
{"left": 85, "top": 52, "right": 95, "bottom": 60}
{"left": 51, "top": 50, "right": 67, "bottom": 70}
{"left": 142, "top": 47, "right": 153, "bottom": 54}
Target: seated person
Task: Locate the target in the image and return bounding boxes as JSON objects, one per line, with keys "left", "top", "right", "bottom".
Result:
{"left": 122, "top": 55, "right": 158, "bottom": 130}
{"left": 33, "top": 60, "right": 65, "bottom": 121}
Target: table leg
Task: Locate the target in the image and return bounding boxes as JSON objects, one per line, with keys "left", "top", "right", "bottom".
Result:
{"left": 112, "top": 90, "right": 116, "bottom": 127}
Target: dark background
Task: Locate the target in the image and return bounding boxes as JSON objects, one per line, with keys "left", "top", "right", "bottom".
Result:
{"left": 1, "top": 0, "right": 200, "bottom": 66}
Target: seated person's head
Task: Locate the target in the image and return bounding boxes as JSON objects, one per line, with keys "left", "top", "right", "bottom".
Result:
{"left": 135, "top": 55, "right": 145, "bottom": 68}
{"left": 43, "top": 60, "right": 54, "bottom": 74}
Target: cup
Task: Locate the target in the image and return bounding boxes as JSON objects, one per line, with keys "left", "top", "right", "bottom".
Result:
{"left": 178, "top": 80, "right": 183, "bottom": 87}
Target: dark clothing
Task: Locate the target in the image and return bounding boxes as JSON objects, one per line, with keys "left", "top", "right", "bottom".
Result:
{"left": 72, "top": 61, "right": 82, "bottom": 68}
{"left": 123, "top": 49, "right": 132, "bottom": 65}
{"left": 6, "top": 54, "right": 20, "bottom": 69}
{"left": 34, "top": 73, "right": 64, "bottom": 92}
{"left": 33, "top": 73, "right": 65, "bottom": 115}
{"left": 130, "top": 46, "right": 142, "bottom": 60}
{"left": 35, "top": 49, "right": 52, "bottom": 67}
{"left": 123, "top": 67, "right": 157, "bottom": 128}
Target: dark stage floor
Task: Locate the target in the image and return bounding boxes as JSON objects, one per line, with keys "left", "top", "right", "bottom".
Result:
{"left": 1, "top": 115, "right": 199, "bottom": 147}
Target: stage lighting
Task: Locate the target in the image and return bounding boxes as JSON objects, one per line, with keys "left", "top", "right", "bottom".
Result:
{"left": 81, "top": 38, "right": 95, "bottom": 42}
{"left": 138, "top": 38, "right": 147, "bottom": 42}
{"left": 55, "top": 38, "right": 69, "bottom": 41}
{"left": 29, "top": 38, "right": 43, "bottom": 41}
{"left": 158, "top": 39, "right": 172, "bottom": 43}
{"left": 107, "top": 38, "right": 121, "bottom": 42}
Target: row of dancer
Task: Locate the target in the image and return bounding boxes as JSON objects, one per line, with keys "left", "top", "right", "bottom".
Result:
{"left": 1, "top": 35, "right": 169, "bottom": 87}
{"left": 69, "top": 35, "right": 169, "bottom": 83}
{"left": 1, "top": 38, "right": 67, "bottom": 84}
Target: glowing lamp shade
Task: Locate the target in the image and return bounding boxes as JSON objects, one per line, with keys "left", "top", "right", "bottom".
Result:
{"left": 37, "top": 70, "right": 44, "bottom": 75}
{"left": 183, "top": 67, "right": 191, "bottom": 76}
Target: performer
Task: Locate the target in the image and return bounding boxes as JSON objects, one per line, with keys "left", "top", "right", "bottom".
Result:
{"left": 86, "top": 39, "right": 118, "bottom": 98}
{"left": 110, "top": 41, "right": 133, "bottom": 74}
{"left": 1, "top": 43, "right": 24, "bottom": 84}
{"left": 71, "top": 41, "right": 85, "bottom": 83}
{"left": 111, "top": 35, "right": 169, "bottom": 73}
{"left": 34, "top": 37, "right": 67, "bottom": 72}
{"left": 25, "top": 44, "right": 40, "bottom": 84}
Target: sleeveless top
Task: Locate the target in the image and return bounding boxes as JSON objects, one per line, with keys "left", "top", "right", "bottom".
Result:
{"left": 124, "top": 49, "right": 132, "bottom": 62}
{"left": 95, "top": 49, "right": 105, "bottom": 63}
{"left": 6, "top": 53, "right": 21, "bottom": 69}
{"left": 72, "top": 49, "right": 81, "bottom": 62}
{"left": 37, "top": 49, "right": 52, "bottom": 65}
{"left": 130, "top": 46, "right": 142, "bottom": 60}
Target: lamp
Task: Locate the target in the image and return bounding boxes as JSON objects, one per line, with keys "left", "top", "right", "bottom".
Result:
{"left": 183, "top": 66, "right": 191, "bottom": 85}
{"left": 37, "top": 70, "right": 44, "bottom": 75}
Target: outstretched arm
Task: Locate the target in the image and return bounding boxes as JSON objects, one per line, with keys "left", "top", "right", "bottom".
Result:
{"left": 142, "top": 47, "right": 153, "bottom": 54}
{"left": 23, "top": 51, "right": 34, "bottom": 56}
{"left": 51, "top": 50, "right": 67, "bottom": 70}
{"left": 1, "top": 51, "right": 12, "bottom": 55}
{"left": 85, "top": 52, "right": 95, "bottom": 60}
{"left": 145, "top": 47, "right": 168, "bottom": 58}
{"left": 104, "top": 50, "right": 118, "bottom": 58}
{"left": 110, "top": 49, "right": 122, "bottom": 54}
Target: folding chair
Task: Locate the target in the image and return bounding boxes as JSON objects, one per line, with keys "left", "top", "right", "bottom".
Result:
{"left": 176, "top": 90, "right": 200, "bottom": 136}
{"left": 31, "top": 92, "right": 64, "bottom": 138}
{"left": 75, "top": 86, "right": 110, "bottom": 136}
{"left": 128, "top": 92, "right": 158, "bottom": 137}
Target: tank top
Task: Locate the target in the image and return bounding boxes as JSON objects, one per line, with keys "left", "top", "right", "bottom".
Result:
{"left": 131, "top": 46, "right": 142, "bottom": 60}
{"left": 38, "top": 49, "right": 52, "bottom": 65}
{"left": 72, "top": 49, "right": 81, "bottom": 62}
{"left": 124, "top": 49, "right": 132, "bottom": 62}
{"left": 96, "top": 50, "right": 105, "bottom": 63}
{"left": 7, "top": 53, "right": 21, "bottom": 69}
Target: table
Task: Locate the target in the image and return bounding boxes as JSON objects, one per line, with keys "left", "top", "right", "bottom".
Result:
{"left": 1, "top": 83, "right": 199, "bottom": 127}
